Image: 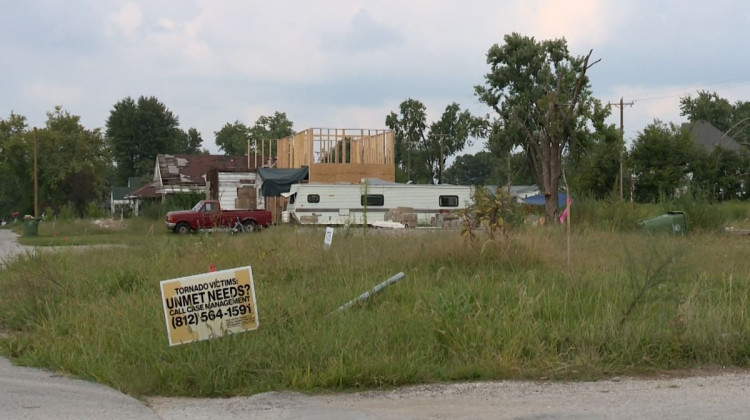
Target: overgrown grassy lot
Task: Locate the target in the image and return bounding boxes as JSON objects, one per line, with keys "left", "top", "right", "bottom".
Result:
{"left": 0, "top": 204, "right": 749, "bottom": 398}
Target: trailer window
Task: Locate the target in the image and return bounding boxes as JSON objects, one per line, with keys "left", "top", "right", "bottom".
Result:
{"left": 361, "top": 194, "right": 384, "bottom": 206}
{"left": 439, "top": 195, "right": 459, "bottom": 207}
{"left": 307, "top": 194, "right": 320, "bottom": 203}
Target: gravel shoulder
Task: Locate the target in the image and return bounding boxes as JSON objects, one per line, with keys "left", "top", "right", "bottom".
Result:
{"left": 146, "top": 369, "right": 750, "bottom": 419}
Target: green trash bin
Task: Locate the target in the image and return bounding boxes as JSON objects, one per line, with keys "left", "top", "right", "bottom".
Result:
{"left": 637, "top": 211, "right": 687, "bottom": 235}
{"left": 23, "top": 217, "right": 39, "bottom": 237}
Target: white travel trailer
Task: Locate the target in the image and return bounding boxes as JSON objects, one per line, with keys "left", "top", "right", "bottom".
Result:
{"left": 285, "top": 179, "right": 474, "bottom": 227}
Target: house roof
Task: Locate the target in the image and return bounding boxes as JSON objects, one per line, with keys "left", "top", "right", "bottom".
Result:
{"left": 127, "top": 180, "right": 160, "bottom": 199}
{"left": 111, "top": 186, "right": 132, "bottom": 201}
{"left": 128, "top": 154, "right": 258, "bottom": 199}
{"left": 158, "top": 154, "right": 253, "bottom": 187}
{"left": 684, "top": 120, "right": 742, "bottom": 153}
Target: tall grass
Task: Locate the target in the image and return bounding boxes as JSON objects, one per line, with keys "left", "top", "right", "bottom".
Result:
{"left": 1, "top": 217, "right": 749, "bottom": 398}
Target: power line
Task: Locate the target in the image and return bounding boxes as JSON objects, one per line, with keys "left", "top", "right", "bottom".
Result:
{"left": 628, "top": 77, "right": 750, "bottom": 102}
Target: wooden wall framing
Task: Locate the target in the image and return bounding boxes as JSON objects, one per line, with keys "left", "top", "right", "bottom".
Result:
{"left": 275, "top": 128, "right": 395, "bottom": 182}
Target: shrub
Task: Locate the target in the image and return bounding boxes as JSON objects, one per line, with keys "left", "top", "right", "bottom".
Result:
{"left": 85, "top": 202, "right": 106, "bottom": 219}
{"left": 57, "top": 204, "right": 76, "bottom": 221}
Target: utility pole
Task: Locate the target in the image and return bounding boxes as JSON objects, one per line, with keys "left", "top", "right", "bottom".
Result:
{"left": 33, "top": 128, "right": 38, "bottom": 218}
{"left": 432, "top": 133, "right": 449, "bottom": 184}
{"left": 608, "top": 98, "right": 634, "bottom": 199}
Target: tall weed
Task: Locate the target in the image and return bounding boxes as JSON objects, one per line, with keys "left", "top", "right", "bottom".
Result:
{"left": 1, "top": 218, "right": 749, "bottom": 397}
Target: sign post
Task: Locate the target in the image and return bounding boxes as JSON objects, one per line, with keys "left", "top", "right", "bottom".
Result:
{"left": 324, "top": 226, "right": 334, "bottom": 250}
{"left": 160, "top": 266, "right": 259, "bottom": 346}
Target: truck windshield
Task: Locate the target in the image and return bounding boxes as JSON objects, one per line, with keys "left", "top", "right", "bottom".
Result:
{"left": 191, "top": 201, "right": 204, "bottom": 212}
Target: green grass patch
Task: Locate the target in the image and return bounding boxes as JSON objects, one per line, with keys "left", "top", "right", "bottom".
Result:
{"left": 1, "top": 216, "right": 749, "bottom": 398}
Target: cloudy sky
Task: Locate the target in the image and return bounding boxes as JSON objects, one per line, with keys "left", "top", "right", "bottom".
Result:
{"left": 3, "top": 0, "right": 750, "bottom": 154}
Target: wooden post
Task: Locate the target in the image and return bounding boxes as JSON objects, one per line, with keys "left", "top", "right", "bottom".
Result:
{"left": 33, "top": 128, "right": 38, "bottom": 218}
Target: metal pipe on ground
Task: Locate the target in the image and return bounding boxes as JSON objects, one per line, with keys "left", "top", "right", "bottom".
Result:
{"left": 328, "top": 272, "right": 406, "bottom": 316}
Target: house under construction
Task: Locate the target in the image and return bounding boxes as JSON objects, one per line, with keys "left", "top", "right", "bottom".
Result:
{"left": 257, "top": 127, "right": 395, "bottom": 183}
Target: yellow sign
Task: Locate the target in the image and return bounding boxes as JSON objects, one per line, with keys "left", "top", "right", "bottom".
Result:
{"left": 160, "top": 266, "right": 259, "bottom": 346}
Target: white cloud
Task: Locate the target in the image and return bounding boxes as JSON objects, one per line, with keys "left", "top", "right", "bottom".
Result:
{"left": 3, "top": 0, "right": 750, "bottom": 157}
{"left": 157, "top": 18, "right": 176, "bottom": 31}
{"left": 22, "top": 81, "right": 86, "bottom": 108}
{"left": 513, "top": 0, "right": 627, "bottom": 48}
{"left": 107, "top": 2, "right": 143, "bottom": 38}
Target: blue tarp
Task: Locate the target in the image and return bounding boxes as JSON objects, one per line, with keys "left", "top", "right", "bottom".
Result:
{"left": 522, "top": 192, "right": 568, "bottom": 208}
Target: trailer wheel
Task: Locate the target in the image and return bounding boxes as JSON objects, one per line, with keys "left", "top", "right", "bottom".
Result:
{"left": 243, "top": 220, "right": 257, "bottom": 232}
{"left": 175, "top": 222, "right": 191, "bottom": 234}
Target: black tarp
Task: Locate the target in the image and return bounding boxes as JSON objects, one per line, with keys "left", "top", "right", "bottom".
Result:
{"left": 257, "top": 167, "right": 309, "bottom": 196}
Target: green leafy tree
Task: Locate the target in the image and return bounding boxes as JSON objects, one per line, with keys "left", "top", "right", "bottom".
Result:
{"left": 216, "top": 113, "right": 294, "bottom": 157}
{"left": 0, "top": 108, "right": 109, "bottom": 217}
{"left": 565, "top": 109, "right": 621, "bottom": 199}
{"left": 38, "top": 107, "right": 110, "bottom": 215}
{"left": 630, "top": 120, "right": 698, "bottom": 202}
{"left": 443, "top": 151, "right": 501, "bottom": 186}
{"left": 691, "top": 147, "right": 747, "bottom": 200}
{"left": 105, "top": 96, "right": 183, "bottom": 183}
{"left": 485, "top": 117, "right": 536, "bottom": 190}
{"left": 0, "top": 113, "right": 31, "bottom": 217}
{"left": 386, "top": 99, "right": 427, "bottom": 182}
{"left": 679, "top": 90, "right": 734, "bottom": 133}
{"left": 249, "top": 112, "right": 294, "bottom": 156}
{"left": 426, "top": 103, "right": 487, "bottom": 183}
{"left": 679, "top": 90, "right": 750, "bottom": 199}
{"left": 175, "top": 127, "right": 204, "bottom": 154}
{"left": 387, "top": 100, "right": 484, "bottom": 183}
{"left": 215, "top": 121, "right": 250, "bottom": 155}
{"left": 475, "top": 33, "right": 598, "bottom": 221}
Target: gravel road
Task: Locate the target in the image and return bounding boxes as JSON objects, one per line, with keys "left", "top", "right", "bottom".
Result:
{"left": 2, "top": 228, "right": 749, "bottom": 419}
{"left": 147, "top": 370, "right": 750, "bottom": 419}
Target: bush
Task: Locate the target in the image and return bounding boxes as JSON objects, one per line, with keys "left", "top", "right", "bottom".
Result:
{"left": 57, "top": 204, "right": 76, "bottom": 221}
{"left": 139, "top": 192, "right": 206, "bottom": 220}
{"left": 85, "top": 202, "right": 106, "bottom": 219}
{"left": 664, "top": 193, "right": 727, "bottom": 232}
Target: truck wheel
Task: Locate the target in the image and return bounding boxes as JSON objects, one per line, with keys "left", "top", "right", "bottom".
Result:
{"left": 242, "top": 220, "right": 257, "bottom": 232}
{"left": 175, "top": 222, "right": 191, "bottom": 234}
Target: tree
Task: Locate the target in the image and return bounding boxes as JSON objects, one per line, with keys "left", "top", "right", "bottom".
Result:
{"left": 216, "top": 113, "right": 295, "bottom": 157}
{"left": 679, "top": 91, "right": 750, "bottom": 199}
{"left": 249, "top": 112, "right": 295, "bottom": 156}
{"left": 444, "top": 151, "right": 501, "bottom": 186}
{"left": 679, "top": 91, "right": 734, "bottom": 132}
{"left": 386, "top": 99, "right": 427, "bottom": 182}
{"left": 475, "top": 33, "right": 598, "bottom": 221}
{"left": 215, "top": 121, "right": 250, "bottom": 155}
{"left": 386, "top": 100, "right": 484, "bottom": 183}
{"left": 426, "top": 103, "right": 487, "bottom": 183}
{"left": 39, "top": 107, "right": 110, "bottom": 215}
{"left": 630, "top": 120, "right": 697, "bottom": 202}
{"left": 175, "top": 127, "right": 204, "bottom": 154}
{"left": 105, "top": 96, "right": 183, "bottom": 184}
{"left": 0, "top": 108, "right": 109, "bottom": 217}
{"left": 485, "top": 117, "right": 537, "bottom": 190}
{"left": 565, "top": 105, "right": 621, "bottom": 199}
{"left": 0, "top": 112, "right": 30, "bottom": 217}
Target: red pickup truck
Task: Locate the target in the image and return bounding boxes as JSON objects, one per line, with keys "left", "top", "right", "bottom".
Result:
{"left": 165, "top": 200, "right": 273, "bottom": 234}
